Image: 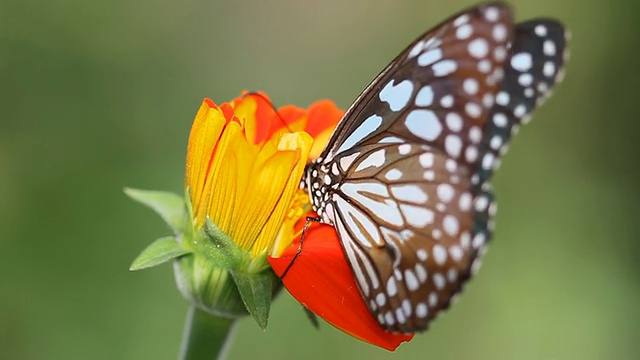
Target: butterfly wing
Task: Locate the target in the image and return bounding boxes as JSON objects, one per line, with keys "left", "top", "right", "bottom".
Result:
{"left": 326, "top": 142, "right": 494, "bottom": 332}
{"left": 321, "top": 3, "right": 514, "bottom": 168}
{"left": 304, "top": 3, "right": 568, "bottom": 333}
{"left": 474, "top": 19, "right": 569, "bottom": 185}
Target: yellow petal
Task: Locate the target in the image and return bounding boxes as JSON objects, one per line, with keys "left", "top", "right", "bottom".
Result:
{"left": 271, "top": 190, "right": 311, "bottom": 257}
{"left": 234, "top": 96, "right": 259, "bottom": 144}
{"left": 199, "top": 121, "right": 257, "bottom": 228}
{"left": 251, "top": 132, "right": 313, "bottom": 256}
{"left": 309, "top": 127, "right": 334, "bottom": 160}
{"left": 231, "top": 150, "right": 296, "bottom": 252}
{"left": 185, "top": 102, "right": 227, "bottom": 219}
{"left": 232, "top": 132, "right": 313, "bottom": 255}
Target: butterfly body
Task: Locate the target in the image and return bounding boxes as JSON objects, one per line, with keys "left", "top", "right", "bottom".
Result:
{"left": 300, "top": 2, "right": 567, "bottom": 333}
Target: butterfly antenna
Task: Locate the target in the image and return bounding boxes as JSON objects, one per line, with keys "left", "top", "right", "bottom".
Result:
{"left": 242, "top": 91, "right": 297, "bottom": 134}
{"left": 279, "top": 215, "right": 321, "bottom": 280}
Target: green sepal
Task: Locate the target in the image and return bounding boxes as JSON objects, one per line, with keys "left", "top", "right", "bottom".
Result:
{"left": 230, "top": 269, "right": 277, "bottom": 330}
{"left": 197, "top": 218, "right": 245, "bottom": 270}
{"left": 129, "top": 236, "right": 191, "bottom": 271}
{"left": 124, "top": 188, "right": 186, "bottom": 234}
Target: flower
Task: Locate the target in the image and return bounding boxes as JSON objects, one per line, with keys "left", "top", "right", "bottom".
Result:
{"left": 129, "top": 91, "right": 411, "bottom": 350}
{"left": 129, "top": 92, "right": 344, "bottom": 325}
{"left": 164, "top": 92, "right": 344, "bottom": 321}
{"left": 184, "top": 93, "right": 342, "bottom": 259}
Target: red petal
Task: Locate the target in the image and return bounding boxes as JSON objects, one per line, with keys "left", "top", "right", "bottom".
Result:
{"left": 268, "top": 221, "right": 413, "bottom": 351}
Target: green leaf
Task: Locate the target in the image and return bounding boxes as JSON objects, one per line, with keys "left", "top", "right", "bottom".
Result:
{"left": 124, "top": 188, "right": 186, "bottom": 234}
{"left": 231, "top": 270, "right": 276, "bottom": 330}
{"left": 197, "top": 218, "right": 244, "bottom": 269}
{"left": 130, "top": 236, "right": 191, "bottom": 271}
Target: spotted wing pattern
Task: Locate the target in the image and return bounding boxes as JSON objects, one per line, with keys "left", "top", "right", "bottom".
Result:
{"left": 301, "top": 3, "right": 568, "bottom": 333}
{"left": 322, "top": 4, "right": 514, "bottom": 167}
{"left": 473, "top": 19, "right": 569, "bottom": 186}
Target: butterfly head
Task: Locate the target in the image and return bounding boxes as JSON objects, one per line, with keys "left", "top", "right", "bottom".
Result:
{"left": 301, "top": 160, "right": 337, "bottom": 224}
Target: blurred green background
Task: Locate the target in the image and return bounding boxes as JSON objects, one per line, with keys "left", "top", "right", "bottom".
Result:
{"left": 2, "top": 0, "right": 639, "bottom": 359}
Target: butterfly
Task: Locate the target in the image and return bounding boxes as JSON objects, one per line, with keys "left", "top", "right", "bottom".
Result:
{"left": 299, "top": 2, "right": 568, "bottom": 333}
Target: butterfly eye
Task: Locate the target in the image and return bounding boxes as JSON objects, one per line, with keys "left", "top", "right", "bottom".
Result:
{"left": 300, "top": 3, "right": 567, "bottom": 333}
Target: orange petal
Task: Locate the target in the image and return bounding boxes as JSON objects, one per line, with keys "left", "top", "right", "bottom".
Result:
{"left": 274, "top": 105, "right": 307, "bottom": 133}
{"left": 268, "top": 221, "right": 413, "bottom": 351}
{"left": 304, "top": 100, "right": 343, "bottom": 137}
{"left": 304, "top": 100, "right": 343, "bottom": 159}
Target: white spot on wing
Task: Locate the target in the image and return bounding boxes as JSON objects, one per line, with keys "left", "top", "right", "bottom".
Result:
{"left": 432, "top": 60, "right": 458, "bottom": 77}
{"left": 443, "top": 215, "right": 460, "bottom": 235}
{"left": 456, "top": 23, "right": 472, "bottom": 40}
{"left": 385, "top": 168, "right": 403, "bottom": 181}
{"left": 335, "top": 195, "right": 380, "bottom": 247}
{"left": 446, "top": 112, "right": 463, "bottom": 132}
{"left": 445, "top": 135, "right": 462, "bottom": 157}
{"left": 336, "top": 114, "right": 382, "bottom": 154}
{"left": 463, "top": 78, "right": 479, "bottom": 95}
{"left": 405, "top": 269, "right": 419, "bottom": 291}
{"left": 419, "top": 152, "right": 434, "bottom": 168}
{"left": 437, "top": 184, "right": 455, "bottom": 203}
{"left": 392, "top": 184, "right": 429, "bottom": 205}
{"left": 405, "top": 110, "right": 442, "bottom": 141}
{"left": 408, "top": 40, "right": 425, "bottom": 58}
{"left": 433, "top": 273, "right": 445, "bottom": 289}
{"left": 400, "top": 204, "right": 434, "bottom": 227}
{"left": 450, "top": 245, "right": 463, "bottom": 262}
{"left": 398, "top": 144, "right": 412, "bottom": 155}
{"left": 543, "top": 40, "right": 557, "bottom": 56}
{"left": 387, "top": 276, "right": 397, "bottom": 297}
{"left": 354, "top": 149, "right": 386, "bottom": 172}
{"left": 433, "top": 244, "right": 447, "bottom": 265}
{"left": 418, "top": 48, "right": 443, "bottom": 67}
{"left": 338, "top": 230, "right": 370, "bottom": 296}
{"left": 415, "top": 85, "right": 434, "bottom": 106}
{"left": 468, "top": 38, "right": 489, "bottom": 58}
{"left": 492, "top": 23, "right": 507, "bottom": 41}
{"left": 511, "top": 52, "right": 533, "bottom": 72}
{"left": 338, "top": 152, "right": 360, "bottom": 171}
{"left": 379, "top": 79, "right": 414, "bottom": 112}
{"left": 416, "top": 303, "right": 428, "bottom": 318}
{"left": 341, "top": 182, "right": 404, "bottom": 227}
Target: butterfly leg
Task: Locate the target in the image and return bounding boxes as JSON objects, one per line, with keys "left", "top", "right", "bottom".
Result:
{"left": 279, "top": 216, "right": 321, "bottom": 280}
{"left": 303, "top": 306, "right": 320, "bottom": 329}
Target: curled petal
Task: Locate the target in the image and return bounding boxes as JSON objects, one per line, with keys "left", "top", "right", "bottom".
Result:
{"left": 235, "top": 93, "right": 270, "bottom": 145}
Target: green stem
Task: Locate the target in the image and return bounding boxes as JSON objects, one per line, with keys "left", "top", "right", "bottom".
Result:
{"left": 179, "top": 306, "right": 237, "bottom": 360}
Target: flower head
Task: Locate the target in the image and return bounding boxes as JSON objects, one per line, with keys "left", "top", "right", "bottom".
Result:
{"left": 184, "top": 93, "right": 342, "bottom": 257}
